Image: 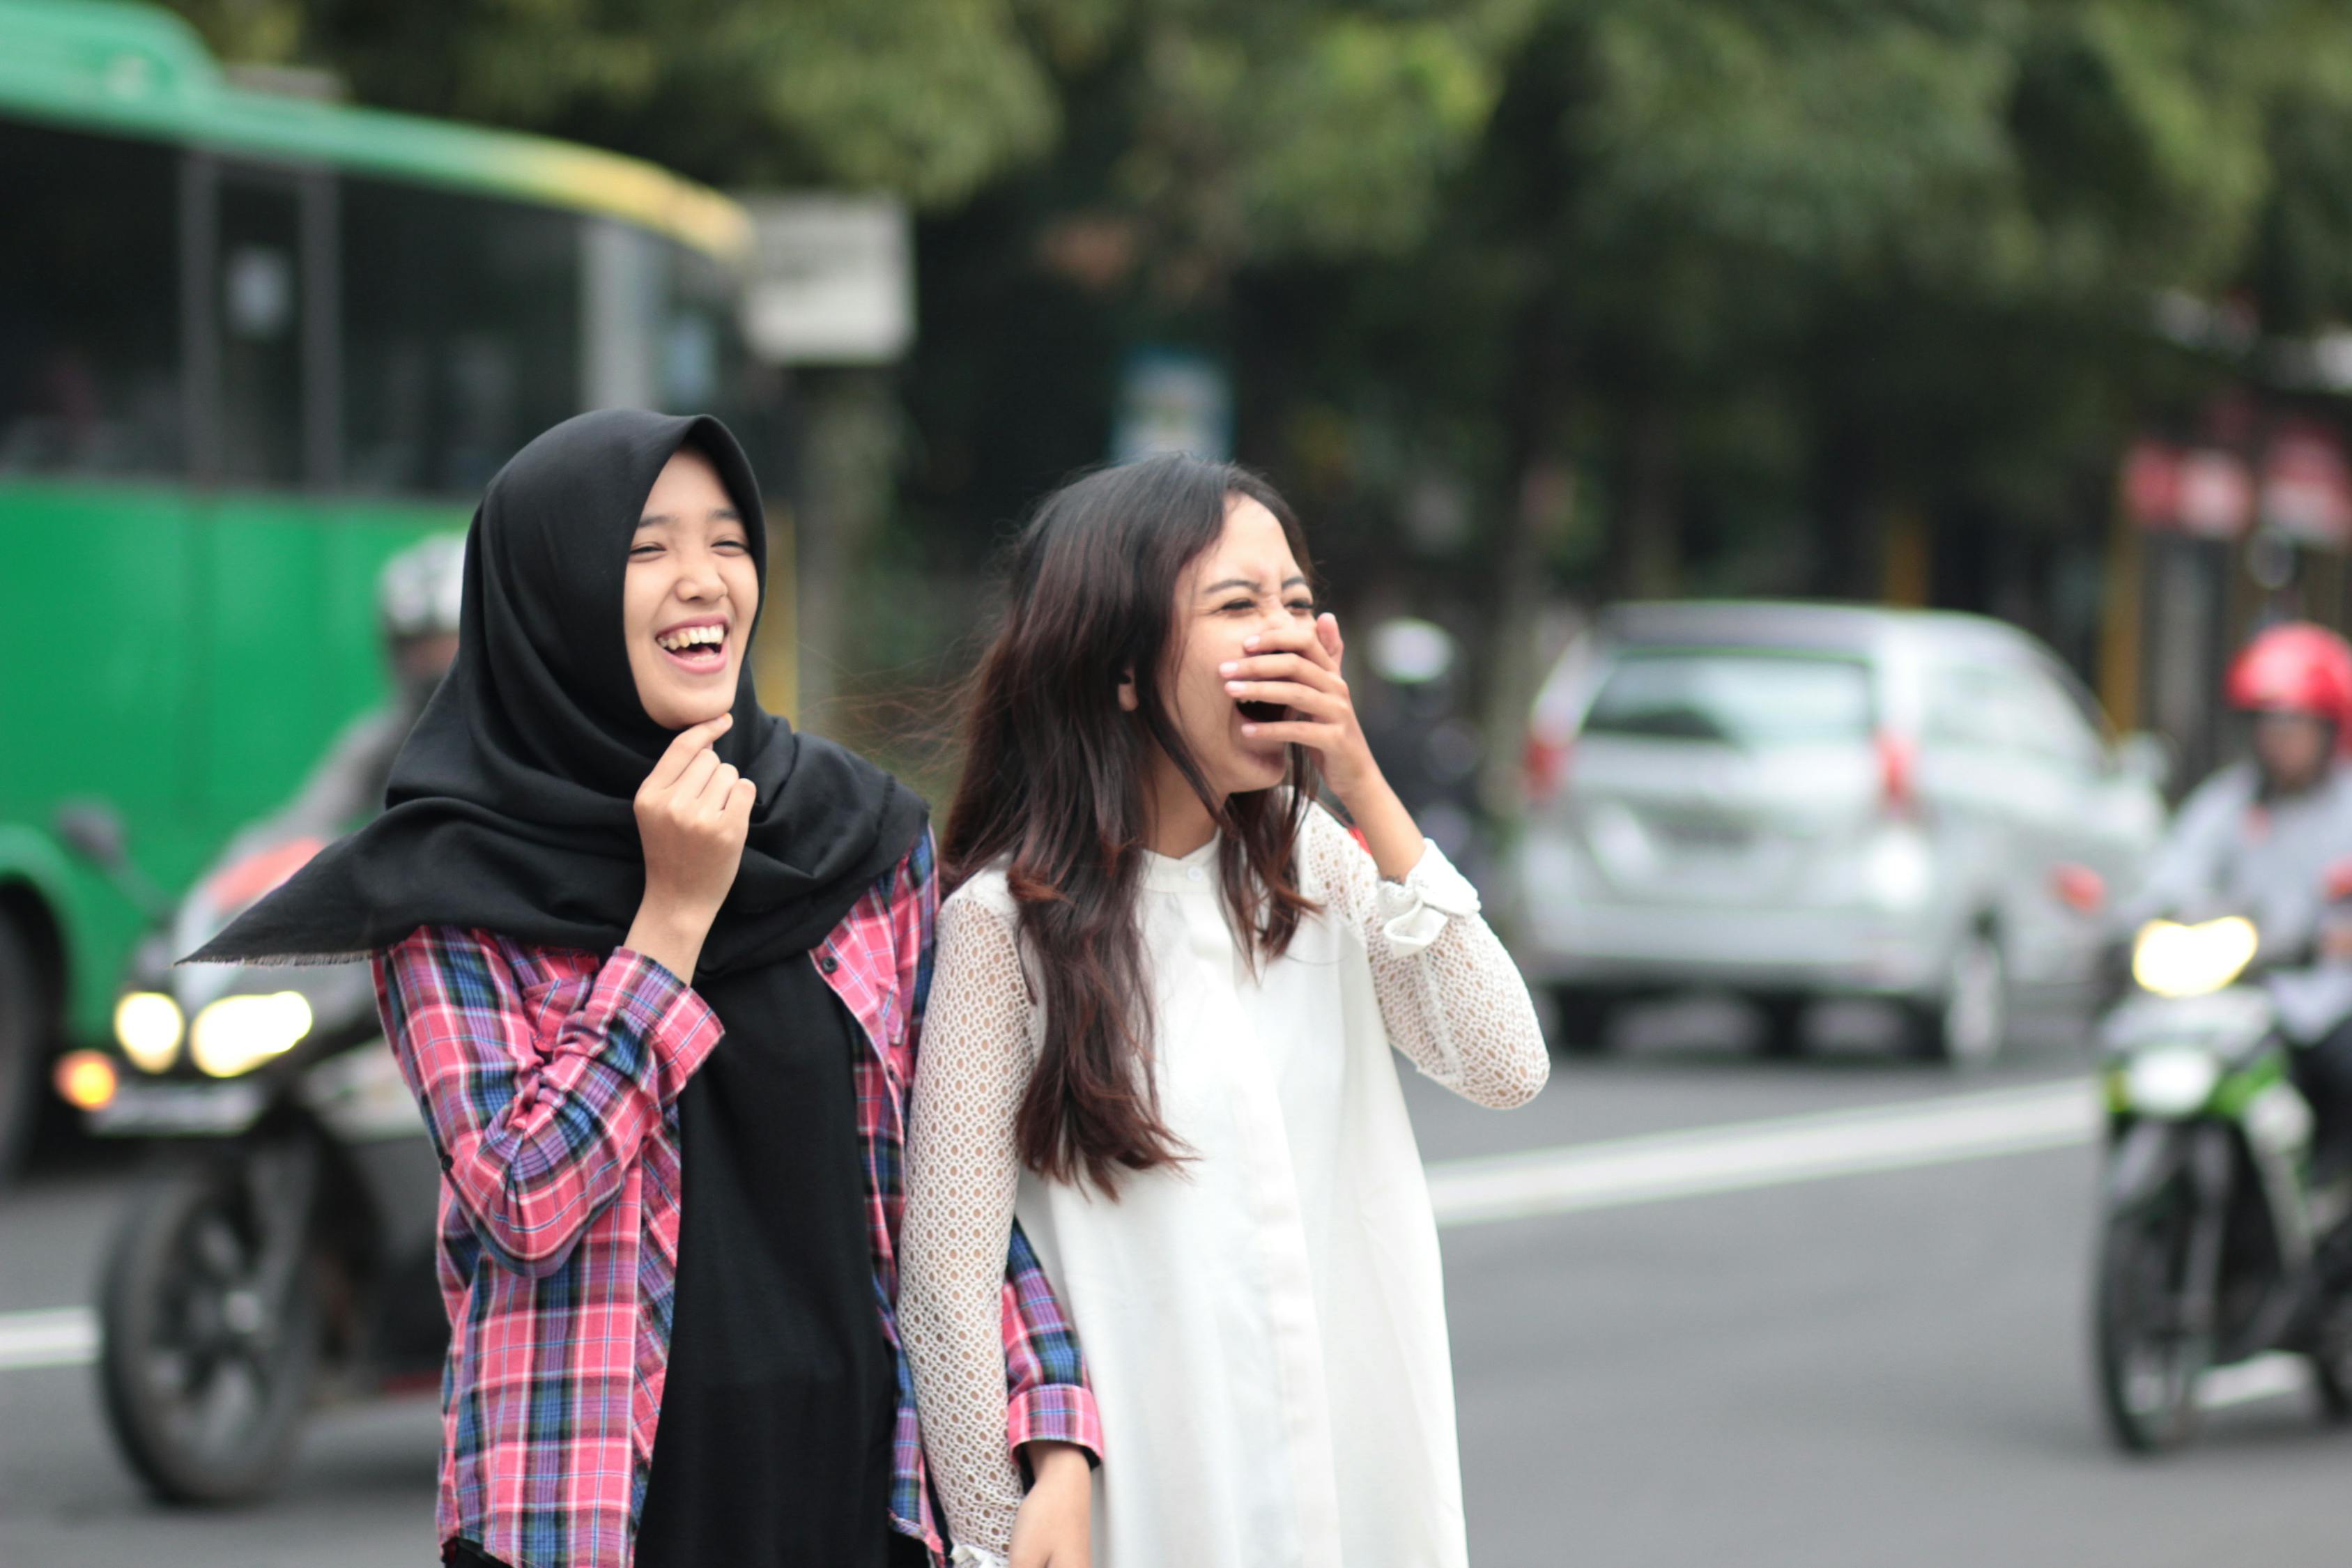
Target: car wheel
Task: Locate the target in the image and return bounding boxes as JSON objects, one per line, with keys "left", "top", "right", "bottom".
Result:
{"left": 0, "top": 916, "right": 47, "bottom": 1182}
{"left": 1911, "top": 928, "right": 2007, "bottom": 1067}
{"left": 1548, "top": 987, "right": 1616, "bottom": 1055}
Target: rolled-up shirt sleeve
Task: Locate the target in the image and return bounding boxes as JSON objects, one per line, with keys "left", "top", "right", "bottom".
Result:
{"left": 1000, "top": 1219, "right": 1103, "bottom": 1459}
{"left": 374, "top": 925, "right": 722, "bottom": 1278}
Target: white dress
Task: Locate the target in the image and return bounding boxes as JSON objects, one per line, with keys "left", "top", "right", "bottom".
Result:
{"left": 899, "top": 805, "right": 1548, "bottom": 1568}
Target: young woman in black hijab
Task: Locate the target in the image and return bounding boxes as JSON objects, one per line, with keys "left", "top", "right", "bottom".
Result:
{"left": 194, "top": 410, "right": 1102, "bottom": 1568}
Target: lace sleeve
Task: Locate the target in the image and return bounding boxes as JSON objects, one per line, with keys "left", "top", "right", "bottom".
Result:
{"left": 1300, "top": 805, "right": 1548, "bottom": 1109}
{"left": 898, "top": 891, "right": 1036, "bottom": 1563}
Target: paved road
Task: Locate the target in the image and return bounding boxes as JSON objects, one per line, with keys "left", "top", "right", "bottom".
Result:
{"left": 3, "top": 999, "right": 2347, "bottom": 1567}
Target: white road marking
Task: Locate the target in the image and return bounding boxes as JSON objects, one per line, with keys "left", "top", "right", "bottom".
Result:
{"left": 1429, "top": 1079, "right": 2101, "bottom": 1228}
{"left": 0, "top": 1080, "right": 2289, "bottom": 1406}
{"left": 0, "top": 1306, "right": 96, "bottom": 1371}
{"left": 2198, "top": 1352, "right": 2312, "bottom": 1411}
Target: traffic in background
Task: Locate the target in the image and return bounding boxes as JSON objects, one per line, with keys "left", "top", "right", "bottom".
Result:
{"left": 8, "top": 0, "right": 2352, "bottom": 1561}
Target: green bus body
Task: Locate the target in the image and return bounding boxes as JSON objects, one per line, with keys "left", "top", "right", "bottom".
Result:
{"left": 0, "top": 1, "right": 774, "bottom": 1063}
{"left": 2, "top": 484, "right": 460, "bottom": 1038}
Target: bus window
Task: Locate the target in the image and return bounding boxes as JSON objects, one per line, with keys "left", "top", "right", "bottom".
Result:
{"left": 341, "top": 181, "right": 581, "bottom": 497}
{"left": 0, "top": 122, "right": 180, "bottom": 477}
{"left": 213, "top": 171, "right": 309, "bottom": 486}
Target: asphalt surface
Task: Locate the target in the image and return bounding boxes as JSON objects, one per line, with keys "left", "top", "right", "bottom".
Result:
{"left": 3, "top": 996, "right": 2347, "bottom": 1567}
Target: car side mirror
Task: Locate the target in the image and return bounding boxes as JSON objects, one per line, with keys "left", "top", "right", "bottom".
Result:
{"left": 53, "top": 799, "right": 130, "bottom": 870}
{"left": 2110, "top": 732, "right": 2172, "bottom": 793}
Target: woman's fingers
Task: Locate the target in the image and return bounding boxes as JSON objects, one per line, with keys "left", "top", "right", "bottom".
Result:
{"left": 1224, "top": 677, "right": 1344, "bottom": 720}
{"left": 1243, "top": 614, "right": 1342, "bottom": 673}
{"left": 1220, "top": 650, "right": 1344, "bottom": 693}
{"left": 645, "top": 712, "right": 731, "bottom": 790}
{"left": 1237, "top": 717, "right": 1344, "bottom": 751}
{"left": 672, "top": 747, "right": 723, "bottom": 804}
{"left": 693, "top": 762, "right": 741, "bottom": 810}
{"left": 1317, "top": 610, "right": 1344, "bottom": 664}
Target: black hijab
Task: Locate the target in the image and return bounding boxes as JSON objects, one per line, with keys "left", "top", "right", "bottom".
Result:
{"left": 191, "top": 408, "right": 925, "bottom": 976}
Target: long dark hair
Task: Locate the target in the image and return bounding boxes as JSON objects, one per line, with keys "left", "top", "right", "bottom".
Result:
{"left": 943, "top": 454, "right": 1321, "bottom": 1192}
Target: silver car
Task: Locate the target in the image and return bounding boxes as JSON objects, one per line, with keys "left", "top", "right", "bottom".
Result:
{"left": 1512, "top": 601, "right": 2167, "bottom": 1062}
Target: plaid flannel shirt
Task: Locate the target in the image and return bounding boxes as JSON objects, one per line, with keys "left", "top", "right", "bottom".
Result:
{"left": 372, "top": 833, "right": 1101, "bottom": 1568}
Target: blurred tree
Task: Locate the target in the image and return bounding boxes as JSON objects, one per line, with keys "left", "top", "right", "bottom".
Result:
{"left": 164, "top": 0, "right": 2352, "bottom": 790}
{"left": 165, "top": 0, "right": 1063, "bottom": 202}
{"left": 1254, "top": 0, "right": 2352, "bottom": 804}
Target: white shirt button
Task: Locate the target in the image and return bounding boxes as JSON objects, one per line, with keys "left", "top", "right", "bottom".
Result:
{"left": 1187, "top": 866, "right": 1206, "bottom": 883}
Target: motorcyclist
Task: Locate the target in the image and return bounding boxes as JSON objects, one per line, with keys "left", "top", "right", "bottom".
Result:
{"left": 220, "top": 533, "right": 463, "bottom": 859}
{"left": 2128, "top": 622, "right": 2352, "bottom": 1176}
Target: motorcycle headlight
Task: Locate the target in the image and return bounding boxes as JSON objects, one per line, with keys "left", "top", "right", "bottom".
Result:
{"left": 112, "top": 991, "right": 185, "bottom": 1073}
{"left": 2124, "top": 1046, "right": 2223, "bottom": 1118}
{"left": 188, "top": 992, "right": 314, "bottom": 1078}
{"left": 2130, "top": 916, "right": 2259, "bottom": 998}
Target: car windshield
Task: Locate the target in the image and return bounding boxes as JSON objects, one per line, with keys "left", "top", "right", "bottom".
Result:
{"left": 1583, "top": 648, "right": 1875, "bottom": 746}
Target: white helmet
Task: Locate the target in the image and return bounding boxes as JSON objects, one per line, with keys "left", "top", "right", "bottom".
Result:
{"left": 377, "top": 533, "right": 466, "bottom": 642}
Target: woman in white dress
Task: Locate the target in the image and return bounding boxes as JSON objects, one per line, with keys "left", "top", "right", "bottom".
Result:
{"left": 900, "top": 454, "right": 1548, "bottom": 1568}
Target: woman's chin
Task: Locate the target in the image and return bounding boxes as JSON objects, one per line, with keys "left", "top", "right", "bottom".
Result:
{"left": 1216, "top": 748, "right": 1290, "bottom": 794}
{"left": 644, "top": 690, "right": 736, "bottom": 730}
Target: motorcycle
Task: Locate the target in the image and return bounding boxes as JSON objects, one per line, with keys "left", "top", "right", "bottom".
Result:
{"left": 51, "top": 805, "right": 444, "bottom": 1503}
{"left": 2092, "top": 909, "right": 2352, "bottom": 1452}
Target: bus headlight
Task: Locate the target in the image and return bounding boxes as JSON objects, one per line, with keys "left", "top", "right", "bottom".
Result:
{"left": 112, "top": 992, "right": 185, "bottom": 1073}
{"left": 188, "top": 992, "right": 314, "bottom": 1078}
{"left": 2131, "top": 917, "right": 2259, "bottom": 999}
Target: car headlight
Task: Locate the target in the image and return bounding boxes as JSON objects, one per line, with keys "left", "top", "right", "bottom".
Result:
{"left": 113, "top": 991, "right": 185, "bottom": 1073}
{"left": 2123, "top": 1046, "right": 2222, "bottom": 1118}
{"left": 2130, "top": 916, "right": 2259, "bottom": 998}
{"left": 188, "top": 992, "right": 314, "bottom": 1078}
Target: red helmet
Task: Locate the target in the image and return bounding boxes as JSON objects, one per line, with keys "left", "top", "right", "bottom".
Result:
{"left": 2226, "top": 622, "right": 2352, "bottom": 747}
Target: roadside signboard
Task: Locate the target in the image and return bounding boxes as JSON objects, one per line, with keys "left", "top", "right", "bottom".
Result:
{"left": 739, "top": 194, "right": 914, "bottom": 365}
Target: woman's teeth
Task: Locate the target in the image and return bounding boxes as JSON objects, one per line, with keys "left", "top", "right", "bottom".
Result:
{"left": 1238, "top": 699, "right": 1286, "bottom": 723}
{"left": 657, "top": 625, "right": 726, "bottom": 656}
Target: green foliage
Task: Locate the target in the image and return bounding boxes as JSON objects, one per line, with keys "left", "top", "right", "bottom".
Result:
{"left": 166, "top": 0, "right": 1063, "bottom": 203}
{"left": 161, "top": 0, "right": 2352, "bottom": 626}
{"left": 1145, "top": 13, "right": 1500, "bottom": 261}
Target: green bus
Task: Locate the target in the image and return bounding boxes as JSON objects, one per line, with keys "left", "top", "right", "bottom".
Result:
{"left": 0, "top": 0, "right": 784, "bottom": 1171}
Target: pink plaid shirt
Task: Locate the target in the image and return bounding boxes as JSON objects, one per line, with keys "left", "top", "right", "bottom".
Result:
{"left": 373, "top": 834, "right": 1100, "bottom": 1568}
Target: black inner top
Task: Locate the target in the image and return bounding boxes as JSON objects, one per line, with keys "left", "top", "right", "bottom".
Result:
{"left": 632, "top": 954, "right": 899, "bottom": 1568}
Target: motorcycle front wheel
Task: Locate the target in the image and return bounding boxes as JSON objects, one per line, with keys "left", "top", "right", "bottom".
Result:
{"left": 2095, "top": 1194, "right": 2209, "bottom": 1454}
{"left": 2313, "top": 1300, "right": 2352, "bottom": 1424}
{"left": 98, "top": 1144, "right": 321, "bottom": 1502}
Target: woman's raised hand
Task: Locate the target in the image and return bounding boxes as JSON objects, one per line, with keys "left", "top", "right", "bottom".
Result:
{"left": 625, "top": 712, "right": 756, "bottom": 983}
{"left": 1220, "top": 612, "right": 1380, "bottom": 804}
{"left": 1220, "top": 612, "right": 1429, "bottom": 880}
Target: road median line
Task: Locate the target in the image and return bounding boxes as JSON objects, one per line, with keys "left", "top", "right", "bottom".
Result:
{"left": 1429, "top": 1079, "right": 2100, "bottom": 1227}
{"left": 0, "top": 1306, "right": 97, "bottom": 1371}
{"left": 0, "top": 1082, "right": 2107, "bottom": 1375}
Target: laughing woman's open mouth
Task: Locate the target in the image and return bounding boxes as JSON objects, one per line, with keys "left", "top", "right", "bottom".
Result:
{"left": 654, "top": 618, "right": 730, "bottom": 674}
